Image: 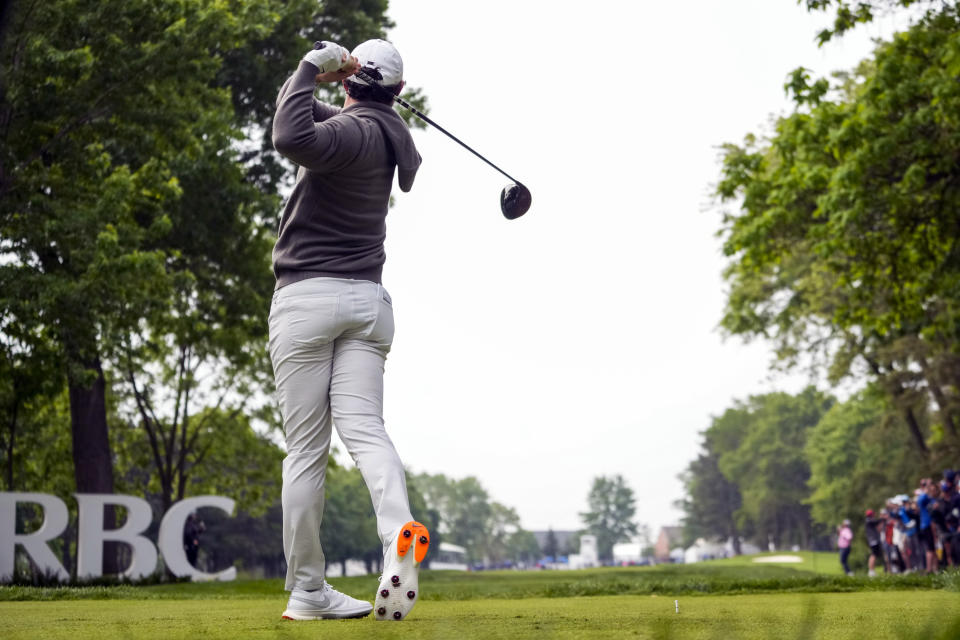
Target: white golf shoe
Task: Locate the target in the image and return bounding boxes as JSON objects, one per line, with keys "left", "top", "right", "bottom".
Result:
{"left": 281, "top": 582, "right": 373, "bottom": 620}
{"left": 374, "top": 520, "right": 430, "bottom": 621}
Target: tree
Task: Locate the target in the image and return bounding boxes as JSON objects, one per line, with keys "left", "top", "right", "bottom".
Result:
{"left": 0, "top": 390, "right": 78, "bottom": 577}
{"left": 680, "top": 389, "right": 833, "bottom": 550}
{"left": 0, "top": 0, "right": 277, "bottom": 526}
{"left": 320, "top": 462, "right": 379, "bottom": 575}
{"left": 543, "top": 528, "right": 559, "bottom": 561}
{"left": 505, "top": 529, "right": 541, "bottom": 567}
{"left": 580, "top": 475, "right": 638, "bottom": 562}
{"left": 483, "top": 502, "right": 524, "bottom": 567}
{"left": 719, "top": 389, "right": 832, "bottom": 549}
{"left": 2, "top": 0, "right": 428, "bottom": 580}
{"left": 200, "top": 501, "right": 285, "bottom": 578}
{"left": 800, "top": 0, "right": 947, "bottom": 44}
{"left": 804, "top": 389, "right": 928, "bottom": 529}
{"left": 679, "top": 399, "right": 753, "bottom": 551}
{"left": 716, "top": 6, "right": 960, "bottom": 464}
{"left": 113, "top": 408, "right": 283, "bottom": 516}
{"left": 1, "top": 0, "right": 418, "bottom": 517}
{"left": 108, "top": 0, "right": 424, "bottom": 518}
{"left": 679, "top": 449, "right": 744, "bottom": 553}
{"left": 414, "top": 473, "right": 492, "bottom": 565}
{"left": 317, "top": 466, "right": 441, "bottom": 575}
{"left": 412, "top": 472, "right": 538, "bottom": 567}
{"left": 0, "top": 321, "right": 61, "bottom": 491}
{"left": 115, "top": 279, "right": 275, "bottom": 513}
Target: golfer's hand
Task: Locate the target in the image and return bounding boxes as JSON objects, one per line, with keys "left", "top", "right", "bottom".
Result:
{"left": 303, "top": 41, "right": 353, "bottom": 77}
{"left": 315, "top": 55, "right": 359, "bottom": 83}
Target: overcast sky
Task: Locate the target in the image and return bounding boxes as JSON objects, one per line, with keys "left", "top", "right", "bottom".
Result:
{"left": 327, "top": 0, "right": 916, "bottom": 536}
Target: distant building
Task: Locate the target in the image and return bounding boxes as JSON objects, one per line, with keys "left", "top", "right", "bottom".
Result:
{"left": 612, "top": 539, "right": 646, "bottom": 565}
{"left": 531, "top": 531, "right": 605, "bottom": 569}
{"left": 431, "top": 542, "right": 468, "bottom": 571}
{"left": 531, "top": 530, "right": 580, "bottom": 558}
{"left": 568, "top": 534, "right": 598, "bottom": 569}
{"left": 683, "top": 537, "right": 762, "bottom": 563}
{"left": 655, "top": 526, "right": 684, "bottom": 562}
{"left": 683, "top": 538, "right": 727, "bottom": 564}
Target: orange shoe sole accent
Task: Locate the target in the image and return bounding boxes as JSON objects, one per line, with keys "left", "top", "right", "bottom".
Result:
{"left": 413, "top": 523, "right": 430, "bottom": 563}
{"left": 396, "top": 521, "right": 430, "bottom": 563}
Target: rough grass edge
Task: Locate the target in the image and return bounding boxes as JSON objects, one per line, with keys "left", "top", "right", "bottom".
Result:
{"left": 2, "top": 570, "right": 958, "bottom": 602}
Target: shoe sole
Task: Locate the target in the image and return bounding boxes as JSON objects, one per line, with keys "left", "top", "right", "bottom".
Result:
{"left": 281, "top": 607, "right": 372, "bottom": 620}
{"left": 375, "top": 521, "right": 430, "bottom": 621}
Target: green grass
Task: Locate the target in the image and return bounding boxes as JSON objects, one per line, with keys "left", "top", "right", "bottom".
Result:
{"left": 699, "top": 550, "right": 846, "bottom": 574}
{"left": 2, "top": 592, "right": 959, "bottom": 639}
{"left": 3, "top": 557, "right": 957, "bottom": 602}
{"left": 3, "top": 559, "right": 959, "bottom": 638}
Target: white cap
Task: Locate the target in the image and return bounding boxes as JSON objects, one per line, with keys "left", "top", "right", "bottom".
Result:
{"left": 350, "top": 39, "right": 403, "bottom": 86}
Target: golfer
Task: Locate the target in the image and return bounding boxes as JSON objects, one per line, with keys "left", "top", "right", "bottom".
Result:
{"left": 269, "top": 38, "right": 429, "bottom": 621}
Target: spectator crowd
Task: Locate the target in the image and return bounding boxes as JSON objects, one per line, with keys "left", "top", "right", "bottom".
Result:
{"left": 837, "top": 469, "right": 960, "bottom": 576}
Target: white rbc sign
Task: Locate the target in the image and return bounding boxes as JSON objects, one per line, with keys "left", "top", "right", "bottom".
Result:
{"left": 0, "top": 493, "right": 237, "bottom": 582}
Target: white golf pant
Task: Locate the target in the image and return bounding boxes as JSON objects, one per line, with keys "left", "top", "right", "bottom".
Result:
{"left": 268, "top": 277, "right": 412, "bottom": 591}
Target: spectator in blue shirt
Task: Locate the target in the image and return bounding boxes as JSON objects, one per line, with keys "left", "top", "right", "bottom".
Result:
{"left": 916, "top": 480, "right": 939, "bottom": 573}
{"left": 898, "top": 500, "right": 921, "bottom": 571}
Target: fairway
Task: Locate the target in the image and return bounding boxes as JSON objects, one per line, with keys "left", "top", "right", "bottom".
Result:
{"left": 3, "top": 591, "right": 960, "bottom": 639}
{"left": 4, "top": 561, "right": 959, "bottom": 640}
{"left": 7, "top": 555, "right": 957, "bottom": 602}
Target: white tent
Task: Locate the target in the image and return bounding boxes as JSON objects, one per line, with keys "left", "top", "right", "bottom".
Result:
{"left": 612, "top": 541, "right": 645, "bottom": 565}
{"left": 683, "top": 538, "right": 728, "bottom": 564}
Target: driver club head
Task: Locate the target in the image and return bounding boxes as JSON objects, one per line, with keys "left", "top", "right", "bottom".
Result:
{"left": 500, "top": 183, "right": 532, "bottom": 220}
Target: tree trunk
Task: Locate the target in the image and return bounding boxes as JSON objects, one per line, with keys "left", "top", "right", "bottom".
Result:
{"left": 917, "top": 354, "right": 959, "bottom": 440}
{"left": 0, "top": 0, "right": 13, "bottom": 53}
{"left": 865, "top": 357, "right": 931, "bottom": 456}
{"left": 731, "top": 534, "right": 742, "bottom": 556}
{"left": 67, "top": 355, "right": 120, "bottom": 574}
{"left": 903, "top": 407, "right": 929, "bottom": 455}
{"left": 5, "top": 398, "right": 16, "bottom": 490}
{"left": 927, "top": 383, "right": 959, "bottom": 439}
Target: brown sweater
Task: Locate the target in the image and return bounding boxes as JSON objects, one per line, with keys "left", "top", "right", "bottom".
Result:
{"left": 271, "top": 60, "right": 421, "bottom": 288}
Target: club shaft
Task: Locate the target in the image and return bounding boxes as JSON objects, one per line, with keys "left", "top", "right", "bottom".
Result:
{"left": 353, "top": 69, "right": 523, "bottom": 186}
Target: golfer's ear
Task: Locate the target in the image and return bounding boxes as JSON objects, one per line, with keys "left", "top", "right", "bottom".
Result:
{"left": 396, "top": 80, "right": 405, "bottom": 95}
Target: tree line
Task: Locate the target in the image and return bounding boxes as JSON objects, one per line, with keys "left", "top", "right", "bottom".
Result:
{"left": 679, "top": 387, "right": 919, "bottom": 552}
{"left": 0, "top": 0, "right": 650, "bottom": 580}
{"left": 681, "top": 1, "right": 960, "bottom": 552}
{"left": 0, "top": 0, "right": 428, "bottom": 579}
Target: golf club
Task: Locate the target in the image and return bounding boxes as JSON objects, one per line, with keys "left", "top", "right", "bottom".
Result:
{"left": 314, "top": 42, "right": 531, "bottom": 220}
